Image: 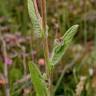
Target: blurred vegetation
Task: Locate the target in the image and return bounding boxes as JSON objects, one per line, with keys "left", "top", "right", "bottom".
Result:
{"left": 0, "top": 0, "right": 96, "bottom": 96}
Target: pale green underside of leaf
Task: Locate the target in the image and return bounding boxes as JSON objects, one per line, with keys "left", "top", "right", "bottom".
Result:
{"left": 28, "top": 0, "right": 41, "bottom": 37}
{"left": 29, "top": 62, "right": 48, "bottom": 96}
{"left": 50, "top": 25, "right": 79, "bottom": 66}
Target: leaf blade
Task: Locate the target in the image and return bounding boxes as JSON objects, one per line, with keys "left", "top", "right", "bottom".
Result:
{"left": 28, "top": 0, "right": 42, "bottom": 38}
{"left": 29, "top": 62, "right": 48, "bottom": 96}
{"left": 50, "top": 25, "right": 79, "bottom": 65}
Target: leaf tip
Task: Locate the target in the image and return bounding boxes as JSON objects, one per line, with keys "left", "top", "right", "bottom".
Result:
{"left": 73, "top": 24, "right": 79, "bottom": 29}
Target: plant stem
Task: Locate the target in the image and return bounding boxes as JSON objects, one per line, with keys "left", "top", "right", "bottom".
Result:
{"left": 40, "top": 0, "right": 52, "bottom": 95}
{"left": 40, "top": 0, "right": 47, "bottom": 30}
{"left": 2, "top": 39, "right": 10, "bottom": 96}
{"left": 22, "top": 46, "right": 27, "bottom": 76}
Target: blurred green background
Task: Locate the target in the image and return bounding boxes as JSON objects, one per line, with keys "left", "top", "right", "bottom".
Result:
{"left": 0, "top": 0, "right": 96, "bottom": 96}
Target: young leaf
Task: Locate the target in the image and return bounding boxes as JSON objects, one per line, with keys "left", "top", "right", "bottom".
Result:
{"left": 50, "top": 25, "right": 79, "bottom": 65}
{"left": 28, "top": 0, "right": 42, "bottom": 38}
{"left": 29, "top": 62, "right": 48, "bottom": 96}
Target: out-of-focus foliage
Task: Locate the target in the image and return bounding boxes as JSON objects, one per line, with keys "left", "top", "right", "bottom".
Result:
{"left": 0, "top": 0, "right": 96, "bottom": 96}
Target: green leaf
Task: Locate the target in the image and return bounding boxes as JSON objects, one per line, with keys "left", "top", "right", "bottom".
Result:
{"left": 28, "top": 0, "right": 42, "bottom": 38}
{"left": 50, "top": 25, "right": 79, "bottom": 65}
{"left": 29, "top": 62, "right": 48, "bottom": 96}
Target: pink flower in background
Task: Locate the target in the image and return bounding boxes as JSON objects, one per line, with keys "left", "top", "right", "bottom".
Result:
{"left": 38, "top": 58, "right": 45, "bottom": 66}
{"left": 4, "top": 57, "right": 12, "bottom": 65}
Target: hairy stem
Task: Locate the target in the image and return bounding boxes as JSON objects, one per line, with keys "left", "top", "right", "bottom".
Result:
{"left": 40, "top": 0, "right": 52, "bottom": 95}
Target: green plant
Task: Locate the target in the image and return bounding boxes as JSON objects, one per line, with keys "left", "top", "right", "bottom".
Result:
{"left": 28, "top": 0, "right": 79, "bottom": 96}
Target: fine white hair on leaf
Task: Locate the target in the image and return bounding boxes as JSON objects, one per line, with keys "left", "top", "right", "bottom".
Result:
{"left": 28, "top": 0, "right": 42, "bottom": 38}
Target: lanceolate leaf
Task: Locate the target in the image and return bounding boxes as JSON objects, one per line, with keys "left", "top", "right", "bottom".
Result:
{"left": 29, "top": 62, "right": 48, "bottom": 96}
{"left": 50, "top": 25, "right": 79, "bottom": 65}
{"left": 28, "top": 0, "right": 42, "bottom": 38}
